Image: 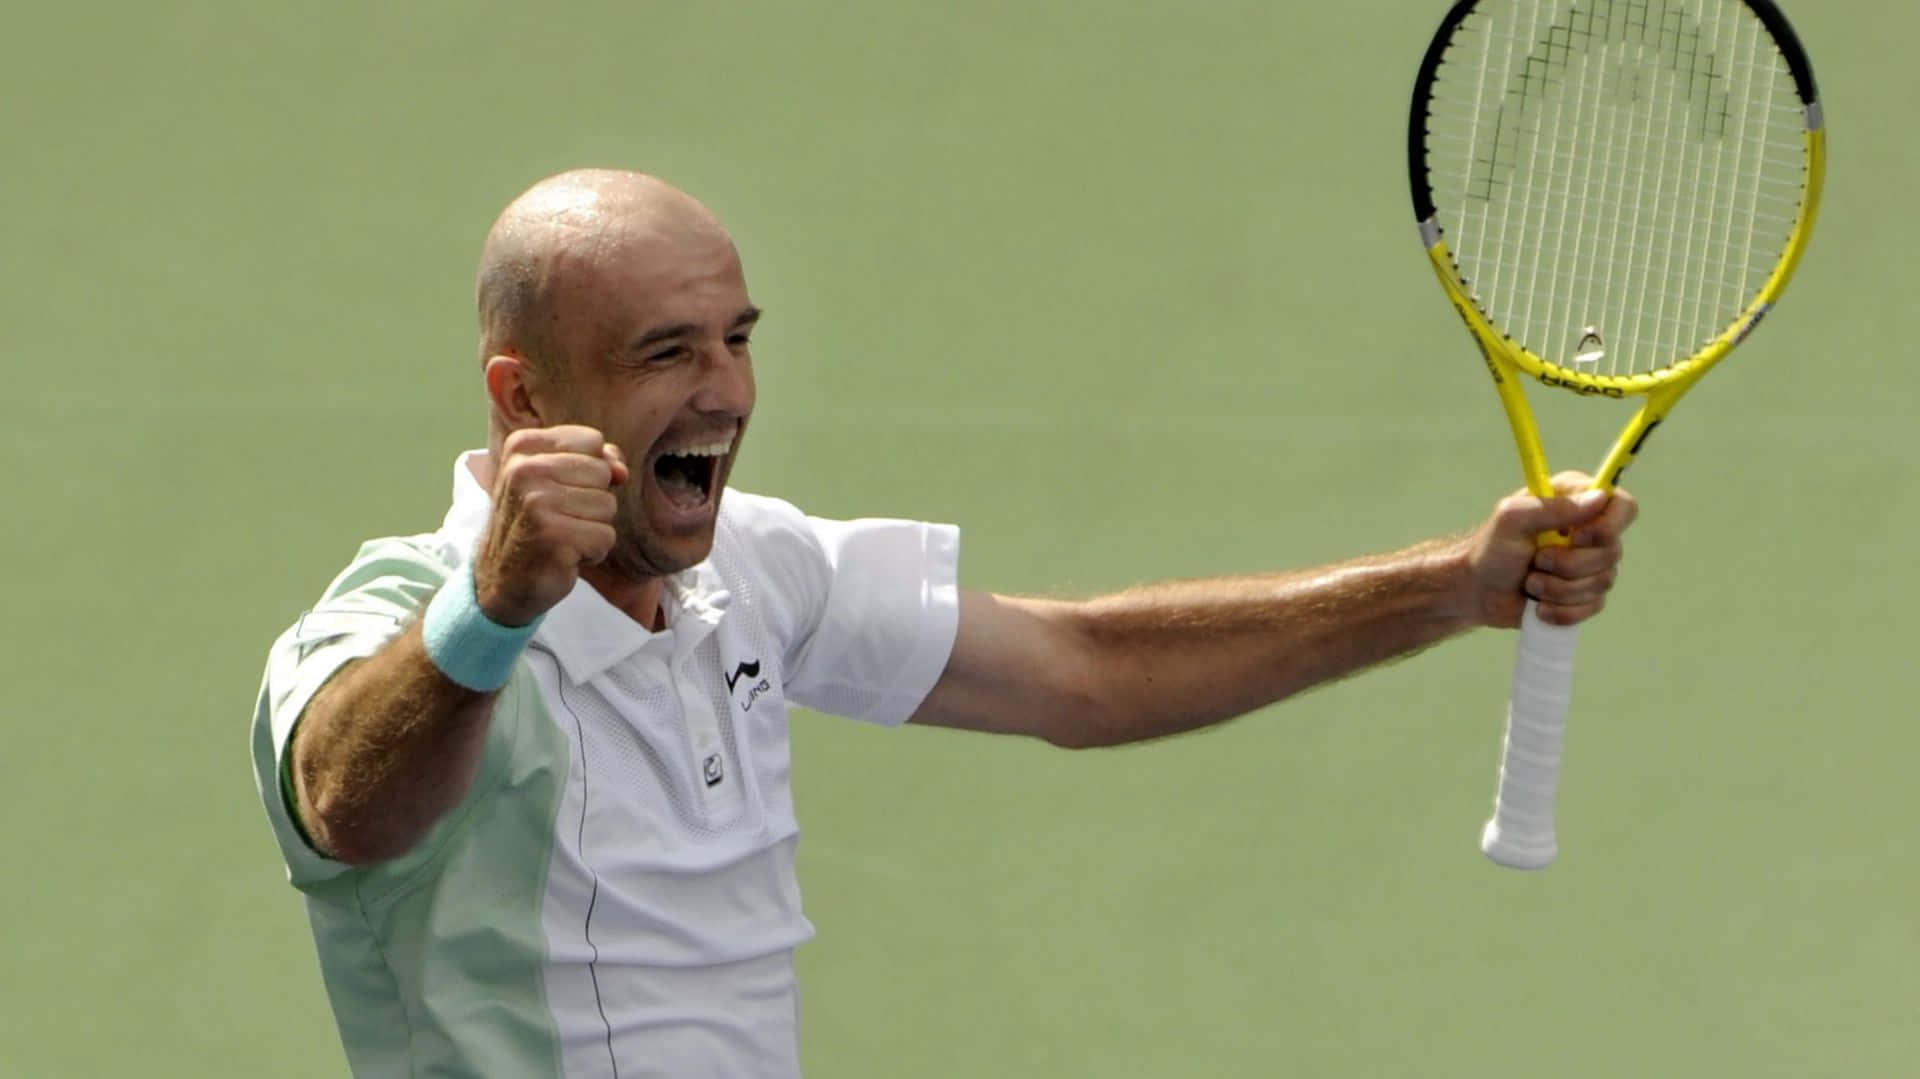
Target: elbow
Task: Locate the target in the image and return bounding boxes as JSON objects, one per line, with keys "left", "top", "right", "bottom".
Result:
{"left": 311, "top": 814, "right": 410, "bottom": 868}
{"left": 1034, "top": 684, "right": 1134, "bottom": 751}
{"left": 1042, "top": 726, "right": 1110, "bottom": 751}
{"left": 305, "top": 786, "right": 417, "bottom": 868}
{"left": 1042, "top": 720, "right": 1143, "bottom": 752}
{"left": 312, "top": 826, "right": 390, "bottom": 869}
{"left": 305, "top": 801, "right": 377, "bottom": 867}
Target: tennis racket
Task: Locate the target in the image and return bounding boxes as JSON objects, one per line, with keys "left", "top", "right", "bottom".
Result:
{"left": 1407, "top": 0, "right": 1824, "bottom": 868}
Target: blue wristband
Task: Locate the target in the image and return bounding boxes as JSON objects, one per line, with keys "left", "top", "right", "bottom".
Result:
{"left": 422, "top": 561, "right": 542, "bottom": 692}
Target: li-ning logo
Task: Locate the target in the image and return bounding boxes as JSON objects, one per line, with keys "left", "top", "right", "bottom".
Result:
{"left": 702, "top": 753, "right": 725, "bottom": 788}
{"left": 726, "top": 659, "right": 772, "bottom": 712}
{"left": 724, "top": 660, "right": 761, "bottom": 692}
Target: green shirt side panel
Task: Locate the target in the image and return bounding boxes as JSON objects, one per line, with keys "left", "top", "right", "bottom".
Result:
{"left": 330, "top": 670, "right": 573, "bottom": 1078}
{"left": 254, "top": 536, "right": 574, "bottom": 1078}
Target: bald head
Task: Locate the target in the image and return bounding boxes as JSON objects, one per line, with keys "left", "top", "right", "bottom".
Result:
{"left": 476, "top": 169, "right": 731, "bottom": 379}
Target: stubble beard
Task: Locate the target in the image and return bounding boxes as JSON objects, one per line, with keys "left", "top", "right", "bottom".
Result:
{"left": 602, "top": 483, "right": 715, "bottom": 581}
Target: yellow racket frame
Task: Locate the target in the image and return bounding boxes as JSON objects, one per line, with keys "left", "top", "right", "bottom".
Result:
{"left": 1424, "top": 122, "right": 1826, "bottom": 503}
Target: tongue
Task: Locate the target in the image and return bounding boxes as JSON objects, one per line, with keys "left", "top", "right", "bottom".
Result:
{"left": 656, "top": 458, "right": 708, "bottom": 508}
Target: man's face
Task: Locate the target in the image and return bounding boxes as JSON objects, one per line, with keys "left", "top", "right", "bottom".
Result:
{"left": 542, "top": 225, "right": 758, "bottom": 579}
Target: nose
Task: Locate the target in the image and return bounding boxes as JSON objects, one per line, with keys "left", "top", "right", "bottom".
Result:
{"left": 694, "top": 340, "right": 755, "bottom": 417}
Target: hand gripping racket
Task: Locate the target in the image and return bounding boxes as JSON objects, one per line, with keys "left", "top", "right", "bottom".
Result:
{"left": 1407, "top": 0, "right": 1824, "bottom": 867}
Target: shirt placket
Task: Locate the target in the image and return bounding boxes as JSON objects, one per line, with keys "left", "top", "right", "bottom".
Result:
{"left": 666, "top": 582, "right": 745, "bottom": 826}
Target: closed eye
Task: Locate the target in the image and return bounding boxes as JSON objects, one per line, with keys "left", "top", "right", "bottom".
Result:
{"left": 729, "top": 307, "right": 762, "bottom": 350}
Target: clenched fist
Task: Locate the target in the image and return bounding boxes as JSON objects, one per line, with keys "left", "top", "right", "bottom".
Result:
{"left": 474, "top": 425, "right": 630, "bottom": 626}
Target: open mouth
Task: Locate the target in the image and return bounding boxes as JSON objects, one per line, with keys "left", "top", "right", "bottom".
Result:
{"left": 650, "top": 435, "right": 733, "bottom": 510}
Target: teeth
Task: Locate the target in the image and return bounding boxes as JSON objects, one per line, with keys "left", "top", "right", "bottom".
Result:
{"left": 667, "top": 439, "right": 731, "bottom": 458}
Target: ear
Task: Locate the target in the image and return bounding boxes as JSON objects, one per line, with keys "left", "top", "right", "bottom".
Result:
{"left": 484, "top": 354, "right": 550, "bottom": 431}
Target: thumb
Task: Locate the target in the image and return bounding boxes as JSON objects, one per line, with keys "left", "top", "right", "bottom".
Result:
{"left": 603, "top": 442, "right": 631, "bottom": 487}
{"left": 1518, "top": 487, "right": 1610, "bottom": 534}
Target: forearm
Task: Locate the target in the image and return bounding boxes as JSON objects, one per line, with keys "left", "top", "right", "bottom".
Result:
{"left": 291, "top": 620, "right": 498, "bottom": 866}
{"left": 917, "top": 482, "right": 1632, "bottom": 747}
{"left": 1061, "top": 537, "right": 1476, "bottom": 746}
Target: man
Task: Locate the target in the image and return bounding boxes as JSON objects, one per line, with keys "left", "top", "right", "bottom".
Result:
{"left": 250, "top": 169, "right": 1635, "bottom": 1077}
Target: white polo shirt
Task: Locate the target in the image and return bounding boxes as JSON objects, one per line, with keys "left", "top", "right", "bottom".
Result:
{"left": 249, "top": 452, "right": 961, "bottom": 1078}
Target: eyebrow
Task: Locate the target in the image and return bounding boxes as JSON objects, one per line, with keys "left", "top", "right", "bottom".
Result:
{"left": 629, "top": 306, "right": 764, "bottom": 353}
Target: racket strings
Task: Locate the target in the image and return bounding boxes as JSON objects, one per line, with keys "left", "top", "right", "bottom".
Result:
{"left": 1426, "top": 0, "right": 1809, "bottom": 378}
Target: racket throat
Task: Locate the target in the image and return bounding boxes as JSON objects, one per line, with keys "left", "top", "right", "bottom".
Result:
{"left": 1595, "top": 400, "right": 1674, "bottom": 489}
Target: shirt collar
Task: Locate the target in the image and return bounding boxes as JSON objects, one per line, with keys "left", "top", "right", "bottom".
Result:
{"left": 437, "top": 450, "right": 733, "bottom": 685}
{"left": 440, "top": 451, "right": 494, "bottom": 566}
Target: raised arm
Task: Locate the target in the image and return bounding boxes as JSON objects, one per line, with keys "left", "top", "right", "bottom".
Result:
{"left": 291, "top": 624, "right": 497, "bottom": 866}
{"left": 911, "top": 476, "right": 1635, "bottom": 748}
{"left": 290, "top": 426, "right": 625, "bottom": 865}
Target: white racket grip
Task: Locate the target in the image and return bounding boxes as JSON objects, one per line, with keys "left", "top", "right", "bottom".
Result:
{"left": 1481, "top": 600, "right": 1580, "bottom": 869}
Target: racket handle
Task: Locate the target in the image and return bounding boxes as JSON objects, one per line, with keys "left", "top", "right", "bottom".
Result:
{"left": 1481, "top": 600, "right": 1579, "bottom": 870}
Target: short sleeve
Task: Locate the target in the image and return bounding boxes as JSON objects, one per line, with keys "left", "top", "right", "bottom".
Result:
{"left": 775, "top": 513, "right": 961, "bottom": 726}
{"left": 248, "top": 537, "right": 449, "bottom": 888}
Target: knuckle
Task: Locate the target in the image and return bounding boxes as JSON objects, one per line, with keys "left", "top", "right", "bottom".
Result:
{"left": 521, "top": 489, "right": 565, "bottom": 526}
{"left": 579, "top": 457, "right": 613, "bottom": 487}
{"left": 500, "top": 455, "right": 545, "bottom": 492}
{"left": 558, "top": 424, "right": 605, "bottom": 452}
{"left": 1496, "top": 494, "right": 1534, "bottom": 524}
{"left": 530, "top": 515, "right": 571, "bottom": 552}
{"left": 503, "top": 427, "right": 547, "bottom": 457}
{"left": 1555, "top": 600, "right": 1600, "bottom": 625}
{"left": 1566, "top": 550, "right": 1604, "bottom": 577}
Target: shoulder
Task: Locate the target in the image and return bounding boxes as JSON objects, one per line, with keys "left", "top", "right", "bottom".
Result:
{"left": 314, "top": 533, "right": 459, "bottom": 608}
{"left": 710, "top": 490, "right": 960, "bottom": 581}
{"left": 264, "top": 532, "right": 455, "bottom": 660}
{"left": 715, "top": 490, "right": 814, "bottom": 543}
{"left": 708, "top": 491, "right": 832, "bottom": 618}
{"left": 713, "top": 491, "right": 832, "bottom": 574}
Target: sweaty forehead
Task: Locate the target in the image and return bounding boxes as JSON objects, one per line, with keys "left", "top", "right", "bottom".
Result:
{"left": 551, "top": 221, "right": 748, "bottom": 359}
{"left": 580, "top": 218, "right": 744, "bottom": 306}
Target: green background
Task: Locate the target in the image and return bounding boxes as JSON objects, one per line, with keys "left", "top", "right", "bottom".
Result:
{"left": 5, "top": 2, "right": 1912, "bottom": 1075}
